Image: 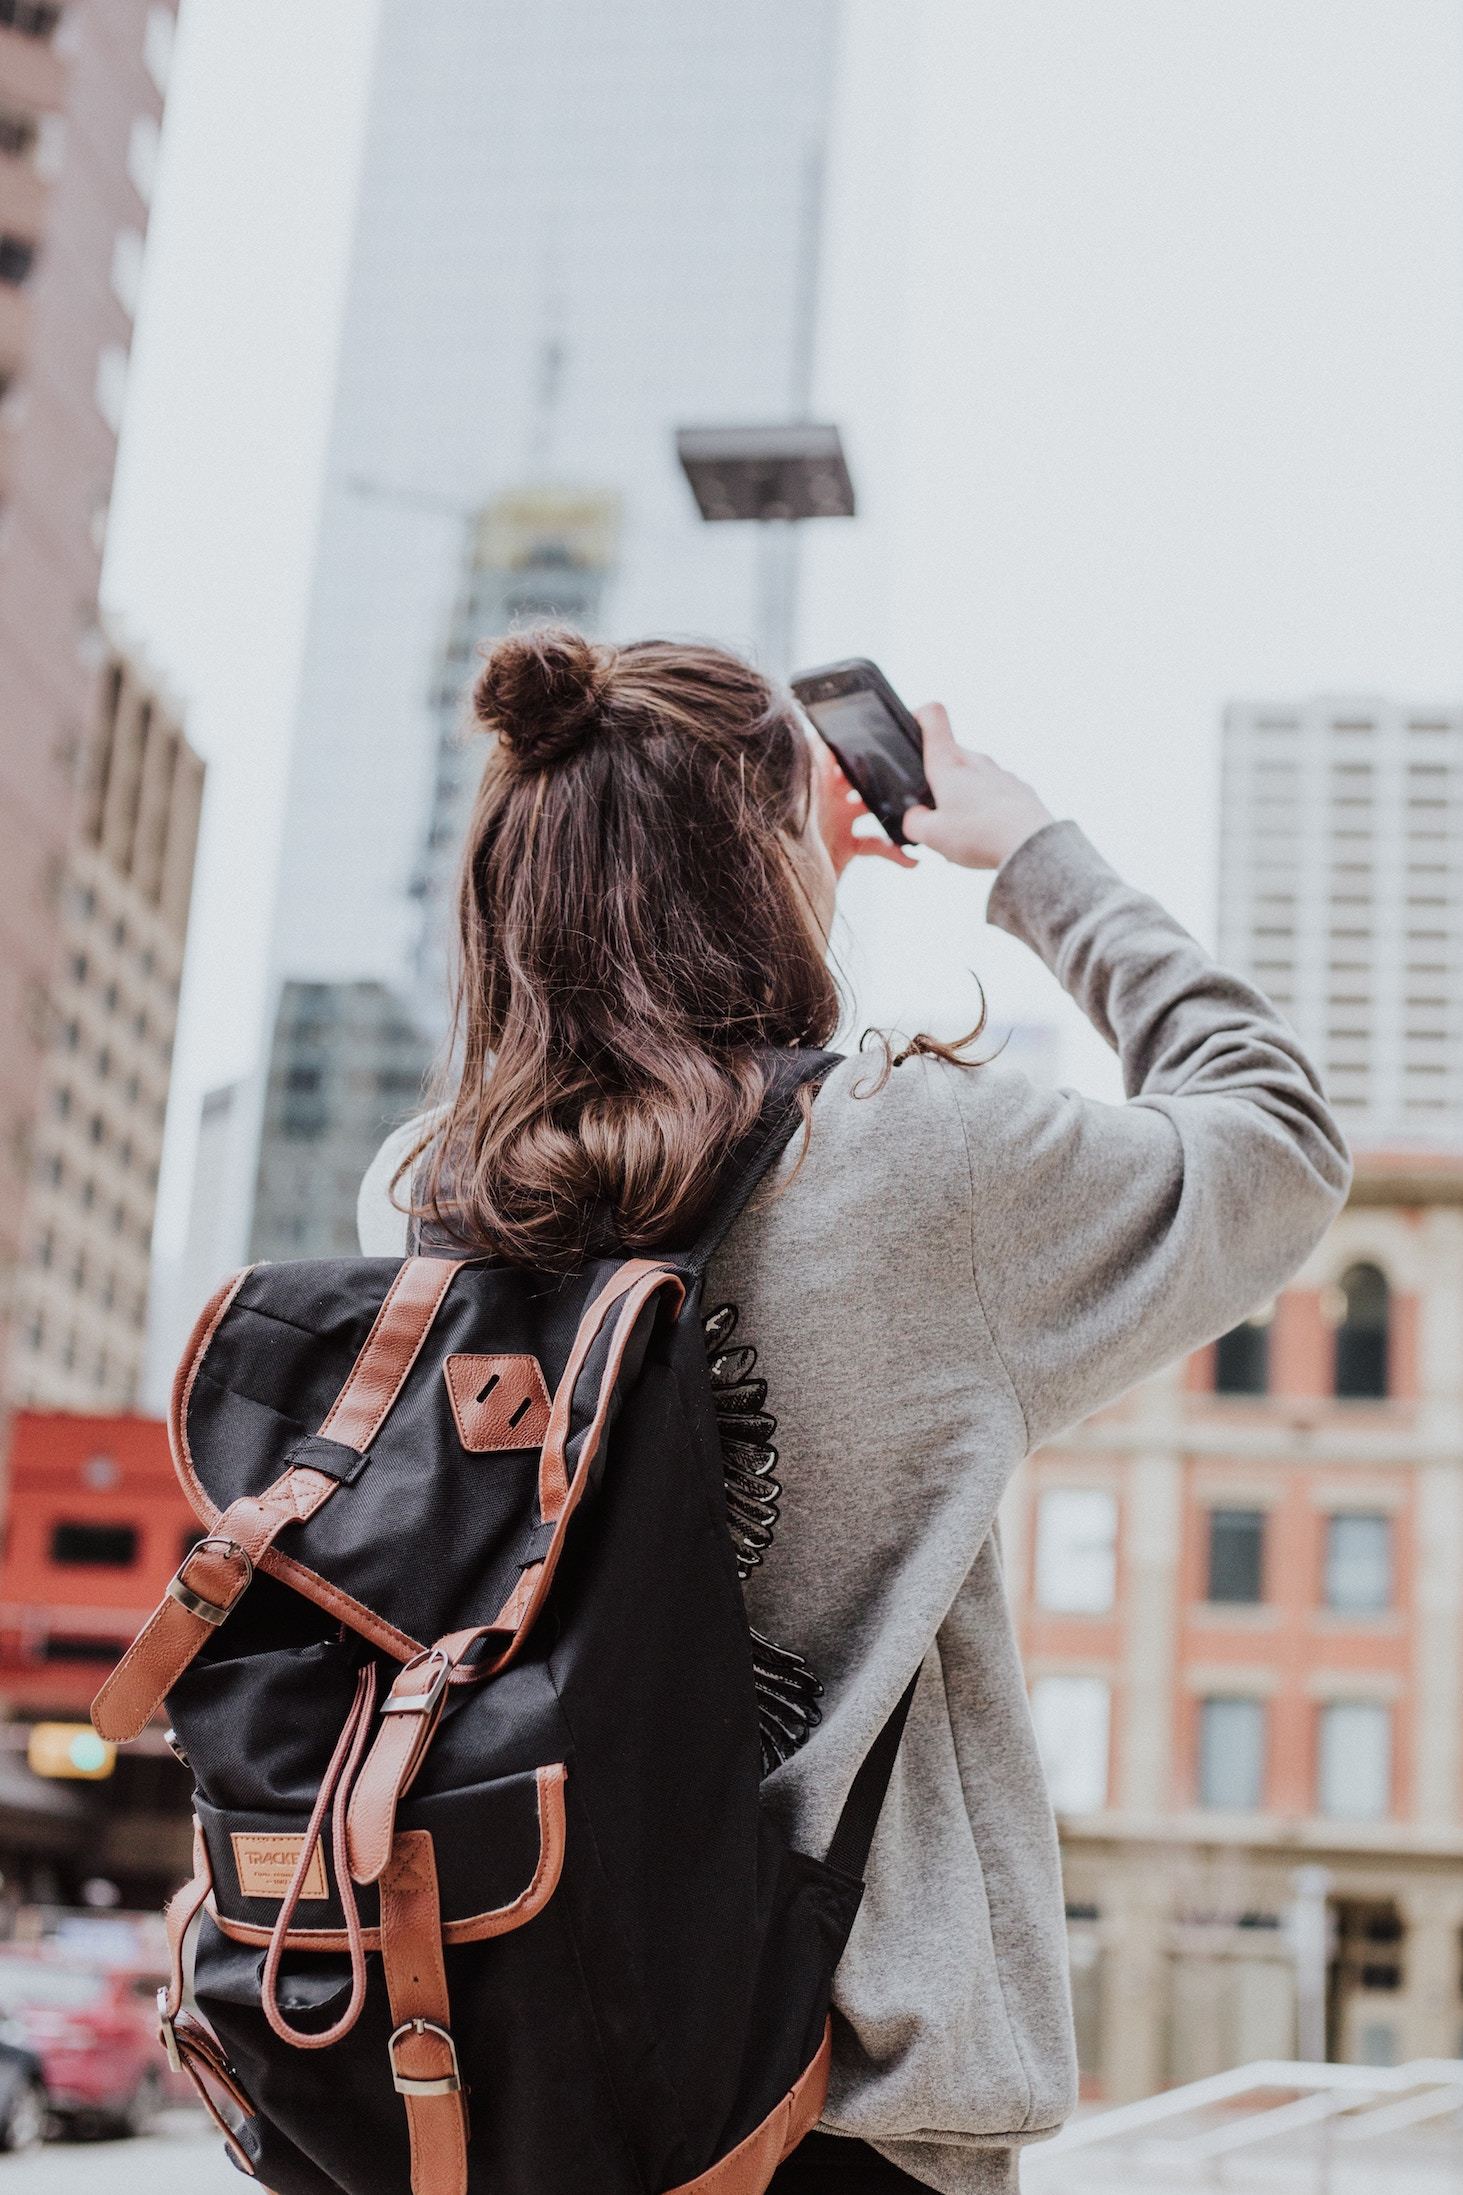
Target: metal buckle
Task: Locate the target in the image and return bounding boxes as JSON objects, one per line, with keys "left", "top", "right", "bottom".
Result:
{"left": 388, "top": 2018, "right": 461, "bottom": 2097}
{"left": 381, "top": 1648, "right": 451, "bottom": 1718}
{"left": 166, "top": 1537, "right": 252, "bottom": 1627}
{"left": 157, "top": 1990, "right": 182, "bottom": 2073}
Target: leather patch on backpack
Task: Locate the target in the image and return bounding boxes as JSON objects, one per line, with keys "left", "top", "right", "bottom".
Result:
{"left": 444, "top": 1354, "right": 552, "bottom": 1453}
{"left": 232, "top": 1833, "right": 328, "bottom": 1902}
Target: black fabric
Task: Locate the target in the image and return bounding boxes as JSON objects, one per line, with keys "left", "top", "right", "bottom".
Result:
{"left": 826, "top": 1674, "right": 920, "bottom": 1882}
{"left": 679, "top": 1048, "right": 840, "bottom": 1276}
{"left": 770, "top": 2133, "right": 933, "bottom": 2195}
{"left": 151, "top": 1038, "right": 918, "bottom": 2195}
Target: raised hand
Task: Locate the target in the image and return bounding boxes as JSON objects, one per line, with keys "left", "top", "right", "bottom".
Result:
{"left": 902, "top": 705, "right": 1054, "bottom": 871}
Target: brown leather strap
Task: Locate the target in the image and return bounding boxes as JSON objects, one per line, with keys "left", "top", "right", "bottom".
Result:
{"left": 92, "top": 1256, "right": 467, "bottom": 1743}
{"left": 91, "top": 1466, "right": 338, "bottom": 1742}
{"left": 537, "top": 1259, "right": 673, "bottom": 1519}
{"left": 345, "top": 1649, "right": 450, "bottom": 1886}
{"left": 171, "top": 2013, "right": 259, "bottom": 2175}
{"left": 161, "top": 1817, "right": 212, "bottom": 2030}
{"left": 158, "top": 1825, "right": 258, "bottom": 2177}
{"left": 320, "top": 1256, "right": 465, "bottom": 1452}
{"left": 665, "top": 2021, "right": 832, "bottom": 2195}
{"left": 479, "top": 1262, "right": 684, "bottom": 1674}
{"left": 381, "top": 1831, "right": 468, "bottom": 2195}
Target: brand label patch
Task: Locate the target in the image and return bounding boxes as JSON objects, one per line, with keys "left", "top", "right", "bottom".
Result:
{"left": 231, "top": 1833, "right": 328, "bottom": 1902}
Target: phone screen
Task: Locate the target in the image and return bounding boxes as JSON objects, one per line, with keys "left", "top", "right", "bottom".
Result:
{"left": 801, "top": 688, "right": 928, "bottom": 841}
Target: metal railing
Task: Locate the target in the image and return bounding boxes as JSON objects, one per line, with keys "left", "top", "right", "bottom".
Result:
{"left": 1023, "top": 2058, "right": 1463, "bottom": 2188}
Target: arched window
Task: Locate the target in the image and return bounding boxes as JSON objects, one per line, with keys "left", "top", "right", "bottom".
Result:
{"left": 1215, "top": 1310, "right": 1272, "bottom": 1396}
{"left": 1334, "top": 1263, "right": 1390, "bottom": 1400}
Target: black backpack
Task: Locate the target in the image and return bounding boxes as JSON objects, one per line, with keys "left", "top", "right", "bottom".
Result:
{"left": 92, "top": 1050, "right": 915, "bottom": 2195}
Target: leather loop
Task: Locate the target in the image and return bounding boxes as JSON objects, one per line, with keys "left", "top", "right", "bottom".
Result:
{"left": 345, "top": 1650, "right": 450, "bottom": 1887}
{"left": 260, "top": 1663, "right": 378, "bottom": 2051}
{"left": 380, "top": 1831, "right": 468, "bottom": 2195}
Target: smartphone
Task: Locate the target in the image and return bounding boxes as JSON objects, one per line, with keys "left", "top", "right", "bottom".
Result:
{"left": 790, "top": 658, "right": 932, "bottom": 846}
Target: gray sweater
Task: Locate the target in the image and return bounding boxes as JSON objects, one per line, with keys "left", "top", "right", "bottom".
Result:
{"left": 358, "top": 822, "right": 1351, "bottom": 2193}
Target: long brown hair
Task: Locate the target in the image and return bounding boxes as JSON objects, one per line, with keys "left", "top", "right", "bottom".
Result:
{"left": 402, "top": 627, "right": 840, "bottom": 1267}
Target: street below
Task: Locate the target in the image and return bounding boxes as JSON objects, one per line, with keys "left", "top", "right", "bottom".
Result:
{"left": 0, "top": 2112, "right": 232, "bottom": 2192}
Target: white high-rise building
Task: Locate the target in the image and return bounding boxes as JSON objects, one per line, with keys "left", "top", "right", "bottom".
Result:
{"left": 1219, "top": 699, "right": 1463, "bottom": 1146}
{"left": 267, "top": 0, "right": 841, "bottom": 1001}
{"left": 411, "top": 489, "right": 622, "bottom": 1028}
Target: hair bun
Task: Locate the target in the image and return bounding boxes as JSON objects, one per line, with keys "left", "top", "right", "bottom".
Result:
{"left": 473, "top": 626, "right": 609, "bottom": 770}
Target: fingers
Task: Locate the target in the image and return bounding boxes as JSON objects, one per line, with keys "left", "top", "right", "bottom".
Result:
{"left": 914, "top": 702, "right": 957, "bottom": 767}
{"left": 866, "top": 838, "right": 919, "bottom": 869}
{"left": 902, "top": 804, "right": 936, "bottom": 846}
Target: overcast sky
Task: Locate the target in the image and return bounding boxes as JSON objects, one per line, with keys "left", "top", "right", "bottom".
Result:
{"left": 104, "top": 0, "right": 1463, "bottom": 1253}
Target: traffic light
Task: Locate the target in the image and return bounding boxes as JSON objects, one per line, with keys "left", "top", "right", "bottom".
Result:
{"left": 27, "top": 1724, "right": 115, "bottom": 1781}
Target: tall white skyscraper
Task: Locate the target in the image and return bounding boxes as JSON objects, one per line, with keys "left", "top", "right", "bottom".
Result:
{"left": 267, "top": 0, "right": 840, "bottom": 1001}
{"left": 1219, "top": 698, "right": 1463, "bottom": 1147}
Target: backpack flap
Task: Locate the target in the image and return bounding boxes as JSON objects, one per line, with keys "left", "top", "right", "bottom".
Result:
{"left": 93, "top": 1249, "right": 683, "bottom": 1743}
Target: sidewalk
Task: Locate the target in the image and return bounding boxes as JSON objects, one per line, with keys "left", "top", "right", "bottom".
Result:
{"left": 0, "top": 2112, "right": 232, "bottom": 2192}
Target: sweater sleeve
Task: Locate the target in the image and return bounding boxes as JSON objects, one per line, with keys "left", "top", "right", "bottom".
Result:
{"left": 356, "top": 1118, "right": 419, "bottom": 1256}
{"left": 961, "top": 820, "right": 1351, "bottom": 1450}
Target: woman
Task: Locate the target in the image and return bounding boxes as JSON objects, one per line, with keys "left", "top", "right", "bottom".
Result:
{"left": 360, "top": 628, "right": 1349, "bottom": 2195}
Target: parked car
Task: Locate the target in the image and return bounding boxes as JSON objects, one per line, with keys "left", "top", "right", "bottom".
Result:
{"left": 0, "top": 1952, "right": 161, "bottom": 2137}
{"left": 28, "top": 1910, "right": 190, "bottom": 2105}
{"left": 0, "top": 2031, "right": 47, "bottom": 2151}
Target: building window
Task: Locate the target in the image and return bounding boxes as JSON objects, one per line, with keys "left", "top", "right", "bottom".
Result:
{"left": 1034, "top": 1489, "right": 1117, "bottom": 1615}
{"left": 1324, "top": 1512, "right": 1391, "bottom": 1614}
{"left": 49, "top": 1521, "right": 138, "bottom": 1567}
{"left": 0, "top": 234, "right": 35, "bottom": 286}
{"left": 1206, "top": 1506, "right": 1265, "bottom": 1604}
{"left": 0, "top": 2, "right": 62, "bottom": 35}
{"left": 1214, "top": 1311, "right": 1271, "bottom": 1395}
{"left": 1198, "top": 1697, "right": 1266, "bottom": 1810}
{"left": 1317, "top": 1701, "right": 1391, "bottom": 1821}
{"left": 40, "top": 1635, "right": 130, "bottom": 1663}
{"left": 1333, "top": 1264, "right": 1390, "bottom": 1399}
{"left": 1030, "top": 1677, "right": 1110, "bottom": 1814}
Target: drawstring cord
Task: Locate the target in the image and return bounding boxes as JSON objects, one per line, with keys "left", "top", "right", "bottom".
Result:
{"left": 260, "top": 1661, "right": 378, "bottom": 2050}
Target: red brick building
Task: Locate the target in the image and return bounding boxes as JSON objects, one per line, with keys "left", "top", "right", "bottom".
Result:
{"left": 1003, "top": 1154, "right": 1463, "bottom": 2099}
{"left": 0, "top": 1409, "right": 191, "bottom": 1897}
